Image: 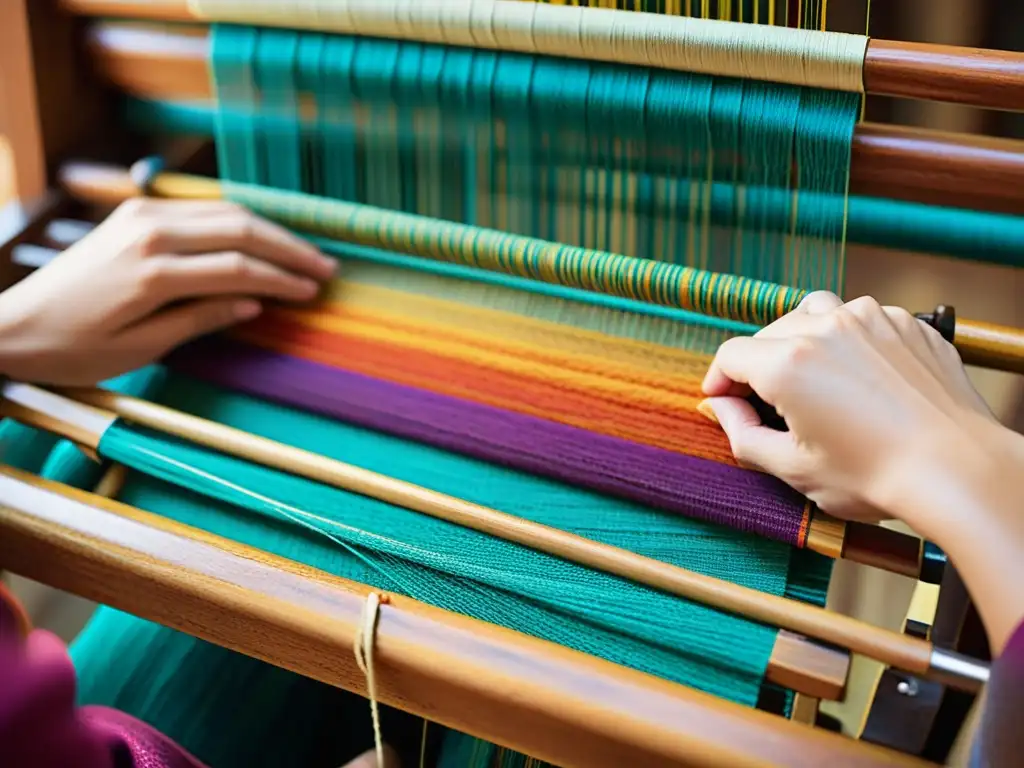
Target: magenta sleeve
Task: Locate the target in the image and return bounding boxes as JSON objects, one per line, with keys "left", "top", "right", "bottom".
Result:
{"left": 970, "top": 619, "right": 1024, "bottom": 768}
{"left": 0, "top": 585, "right": 207, "bottom": 768}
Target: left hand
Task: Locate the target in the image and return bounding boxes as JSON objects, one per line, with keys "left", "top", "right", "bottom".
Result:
{"left": 0, "top": 198, "right": 336, "bottom": 385}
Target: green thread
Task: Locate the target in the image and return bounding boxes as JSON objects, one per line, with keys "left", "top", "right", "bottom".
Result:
{"left": 223, "top": 179, "right": 807, "bottom": 326}
{"left": 128, "top": 95, "right": 1024, "bottom": 272}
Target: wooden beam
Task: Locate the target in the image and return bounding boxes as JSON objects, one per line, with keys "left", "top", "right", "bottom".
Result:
{"left": 0, "top": 466, "right": 927, "bottom": 768}
{"left": 57, "top": 0, "right": 1024, "bottom": 112}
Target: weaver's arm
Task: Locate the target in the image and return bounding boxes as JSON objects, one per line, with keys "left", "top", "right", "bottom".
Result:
{"left": 0, "top": 198, "right": 334, "bottom": 387}
{"left": 703, "top": 290, "right": 1024, "bottom": 766}
{"left": 0, "top": 582, "right": 205, "bottom": 767}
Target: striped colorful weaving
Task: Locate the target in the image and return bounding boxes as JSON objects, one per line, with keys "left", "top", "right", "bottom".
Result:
{"left": 10, "top": 5, "right": 878, "bottom": 768}
{"left": 63, "top": 370, "right": 828, "bottom": 768}
{"left": 165, "top": 256, "right": 813, "bottom": 546}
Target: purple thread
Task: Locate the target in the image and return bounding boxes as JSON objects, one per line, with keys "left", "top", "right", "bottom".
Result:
{"left": 166, "top": 339, "right": 808, "bottom": 545}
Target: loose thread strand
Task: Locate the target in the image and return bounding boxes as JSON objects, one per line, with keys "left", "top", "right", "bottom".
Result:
{"left": 354, "top": 592, "right": 385, "bottom": 768}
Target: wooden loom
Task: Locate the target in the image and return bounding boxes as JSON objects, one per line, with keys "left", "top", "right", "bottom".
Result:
{"left": 1, "top": 0, "right": 1023, "bottom": 765}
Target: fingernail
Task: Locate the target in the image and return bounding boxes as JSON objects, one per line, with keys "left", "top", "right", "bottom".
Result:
{"left": 234, "top": 300, "right": 262, "bottom": 320}
{"left": 696, "top": 399, "right": 719, "bottom": 425}
{"left": 299, "top": 278, "right": 321, "bottom": 297}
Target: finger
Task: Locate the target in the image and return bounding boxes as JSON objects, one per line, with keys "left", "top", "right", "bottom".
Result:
{"left": 139, "top": 209, "right": 336, "bottom": 280}
{"left": 119, "top": 298, "right": 262, "bottom": 357}
{"left": 840, "top": 296, "right": 901, "bottom": 343}
{"left": 882, "top": 305, "right": 942, "bottom": 369}
{"left": 141, "top": 252, "right": 322, "bottom": 308}
{"left": 702, "top": 336, "right": 791, "bottom": 399}
{"left": 796, "top": 290, "right": 843, "bottom": 315}
{"left": 698, "top": 396, "right": 799, "bottom": 473}
{"left": 754, "top": 291, "right": 842, "bottom": 339}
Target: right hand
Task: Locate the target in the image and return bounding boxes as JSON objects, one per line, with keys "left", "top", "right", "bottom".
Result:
{"left": 700, "top": 291, "right": 997, "bottom": 523}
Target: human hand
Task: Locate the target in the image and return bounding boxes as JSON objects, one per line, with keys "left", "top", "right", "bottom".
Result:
{"left": 700, "top": 291, "right": 996, "bottom": 523}
{"left": 0, "top": 198, "right": 336, "bottom": 386}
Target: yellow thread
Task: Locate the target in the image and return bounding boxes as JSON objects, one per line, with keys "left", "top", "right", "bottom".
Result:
{"left": 354, "top": 592, "right": 385, "bottom": 768}
{"left": 316, "top": 281, "right": 713, "bottom": 379}
{"left": 190, "top": 0, "right": 868, "bottom": 92}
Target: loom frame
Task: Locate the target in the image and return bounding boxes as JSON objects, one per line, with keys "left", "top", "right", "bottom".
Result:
{"left": 0, "top": 0, "right": 1001, "bottom": 764}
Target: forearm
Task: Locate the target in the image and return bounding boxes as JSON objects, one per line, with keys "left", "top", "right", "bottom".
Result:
{"left": 872, "top": 415, "right": 1024, "bottom": 654}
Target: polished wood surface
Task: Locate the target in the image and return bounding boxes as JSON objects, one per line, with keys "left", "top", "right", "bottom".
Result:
{"left": 76, "top": 21, "right": 1024, "bottom": 214}
{"left": 57, "top": 0, "right": 1024, "bottom": 113}
{"left": 843, "top": 523, "right": 925, "bottom": 580}
{"left": 864, "top": 39, "right": 1024, "bottom": 114}
{"left": 0, "top": 2, "right": 46, "bottom": 201}
{"left": 955, "top": 318, "right": 1024, "bottom": 374}
{"left": 850, "top": 123, "right": 1024, "bottom": 215}
{"left": 0, "top": 466, "right": 930, "bottom": 768}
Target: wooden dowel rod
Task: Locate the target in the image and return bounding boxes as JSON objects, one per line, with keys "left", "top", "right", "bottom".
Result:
{"left": 55, "top": 161, "right": 1024, "bottom": 377}
{"left": 58, "top": 0, "right": 1024, "bottom": 112}
{"left": 0, "top": 467, "right": 927, "bottom": 767}
{"left": 77, "top": 21, "right": 1024, "bottom": 214}
{"left": 864, "top": 39, "right": 1024, "bottom": 114}
{"left": 954, "top": 318, "right": 1024, "bottom": 375}
{"left": 43, "top": 383, "right": 948, "bottom": 682}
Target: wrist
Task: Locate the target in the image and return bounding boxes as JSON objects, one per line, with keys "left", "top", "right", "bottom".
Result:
{"left": 866, "top": 413, "right": 1024, "bottom": 544}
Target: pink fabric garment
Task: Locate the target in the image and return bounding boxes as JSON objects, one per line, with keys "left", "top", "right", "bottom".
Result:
{"left": 0, "top": 583, "right": 207, "bottom": 768}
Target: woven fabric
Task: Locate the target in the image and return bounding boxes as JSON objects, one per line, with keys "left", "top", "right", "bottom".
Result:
{"left": 168, "top": 337, "right": 810, "bottom": 545}
{"left": 96, "top": 374, "right": 796, "bottom": 701}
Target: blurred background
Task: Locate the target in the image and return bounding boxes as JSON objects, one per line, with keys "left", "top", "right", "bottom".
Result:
{"left": 1, "top": 0, "right": 1022, "bottom": 741}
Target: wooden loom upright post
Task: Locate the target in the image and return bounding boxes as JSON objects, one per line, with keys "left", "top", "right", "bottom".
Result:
{"left": 0, "top": 1, "right": 46, "bottom": 204}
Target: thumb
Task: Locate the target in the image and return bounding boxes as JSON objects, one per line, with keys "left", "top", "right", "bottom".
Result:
{"left": 120, "top": 298, "right": 262, "bottom": 357}
{"left": 698, "top": 396, "right": 798, "bottom": 475}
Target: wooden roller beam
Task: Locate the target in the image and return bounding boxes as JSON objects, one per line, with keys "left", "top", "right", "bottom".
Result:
{"left": 0, "top": 467, "right": 927, "bottom": 767}
{"left": 864, "top": 39, "right": 1024, "bottom": 113}
{"left": 79, "top": 21, "right": 1024, "bottom": 215}
{"left": 951, "top": 318, "right": 1024, "bottom": 374}
{"left": 58, "top": 0, "right": 1024, "bottom": 113}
